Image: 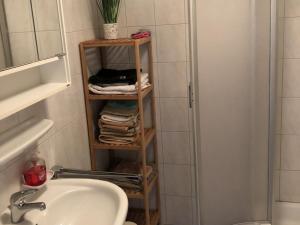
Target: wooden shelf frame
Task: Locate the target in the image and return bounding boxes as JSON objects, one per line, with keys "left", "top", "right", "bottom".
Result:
{"left": 80, "top": 37, "right": 151, "bottom": 48}
{"left": 127, "top": 209, "right": 160, "bottom": 225}
{"left": 124, "top": 172, "right": 158, "bottom": 199}
{"left": 79, "top": 37, "right": 160, "bottom": 225}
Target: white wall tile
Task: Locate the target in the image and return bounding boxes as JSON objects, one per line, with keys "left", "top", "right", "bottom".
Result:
{"left": 159, "top": 195, "right": 167, "bottom": 224}
{"left": 158, "top": 62, "right": 188, "bottom": 97}
{"left": 285, "top": 0, "right": 300, "bottom": 17}
{"left": 284, "top": 18, "right": 300, "bottom": 58}
{"left": 273, "top": 170, "right": 280, "bottom": 201}
{"left": 88, "top": 0, "right": 102, "bottom": 30}
{"left": 164, "top": 164, "right": 192, "bottom": 196}
{"left": 274, "top": 135, "right": 281, "bottom": 170}
{"left": 66, "top": 31, "right": 85, "bottom": 76}
{"left": 283, "top": 59, "right": 300, "bottom": 97}
{"left": 62, "top": 0, "right": 81, "bottom": 32}
{"left": 36, "top": 31, "right": 63, "bottom": 60}
{"left": 281, "top": 135, "right": 300, "bottom": 170}
{"left": 156, "top": 24, "right": 187, "bottom": 62}
{"left": 160, "top": 98, "right": 189, "bottom": 131}
{"left": 165, "top": 196, "right": 193, "bottom": 225}
{"left": 156, "top": 131, "right": 163, "bottom": 164}
{"left": 153, "top": 63, "right": 160, "bottom": 97}
{"left": 79, "top": 0, "right": 95, "bottom": 30}
{"left": 280, "top": 170, "right": 300, "bottom": 202}
{"left": 154, "top": 98, "right": 161, "bottom": 131}
{"left": 159, "top": 164, "right": 165, "bottom": 194}
{"left": 282, "top": 98, "right": 300, "bottom": 134}
{"left": 277, "top": 0, "right": 285, "bottom": 18}
{"left": 192, "top": 197, "right": 198, "bottom": 225}
{"left": 277, "top": 18, "right": 285, "bottom": 62}
{"left": 118, "top": 0, "right": 127, "bottom": 27}
{"left": 125, "top": 0, "right": 155, "bottom": 26}
{"left": 127, "top": 26, "right": 158, "bottom": 63}
{"left": 61, "top": 0, "right": 75, "bottom": 32}
{"left": 276, "top": 97, "right": 282, "bottom": 134}
{"left": 162, "top": 132, "right": 191, "bottom": 164}
{"left": 36, "top": 138, "right": 55, "bottom": 169}
{"left": 154, "top": 0, "right": 186, "bottom": 25}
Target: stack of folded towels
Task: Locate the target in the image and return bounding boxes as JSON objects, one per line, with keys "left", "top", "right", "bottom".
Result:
{"left": 99, "top": 101, "right": 140, "bottom": 145}
{"left": 88, "top": 68, "right": 150, "bottom": 95}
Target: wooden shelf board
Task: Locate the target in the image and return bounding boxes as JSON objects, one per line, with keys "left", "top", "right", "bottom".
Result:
{"left": 124, "top": 172, "right": 158, "bottom": 199}
{"left": 92, "top": 128, "right": 155, "bottom": 151}
{"left": 127, "top": 209, "right": 160, "bottom": 225}
{"left": 81, "top": 37, "right": 151, "bottom": 48}
{"left": 88, "top": 86, "right": 153, "bottom": 100}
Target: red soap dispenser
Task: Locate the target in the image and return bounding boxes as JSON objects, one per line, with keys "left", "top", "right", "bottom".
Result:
{"left": 23, "top": 152, "right": 47, "bottom": 187}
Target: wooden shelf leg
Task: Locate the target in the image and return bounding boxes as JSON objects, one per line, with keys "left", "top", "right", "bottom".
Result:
{"left": 79, "top": 44, "right": 97, "bottom": 170}
{"left": 135, "top": 43, "right": 151, "bottom": 225}
{"left": 148, "top": 40, "right": 161, "bottom": 223}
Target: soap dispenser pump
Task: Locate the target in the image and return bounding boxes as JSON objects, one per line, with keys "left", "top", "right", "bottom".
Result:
{"left": 23, "top": 152, "right": 46, "bottom": 187}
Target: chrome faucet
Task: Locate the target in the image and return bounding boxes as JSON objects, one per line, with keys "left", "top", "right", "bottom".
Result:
{"left": 10, "top": 189, "right": 46, "bottom": 223}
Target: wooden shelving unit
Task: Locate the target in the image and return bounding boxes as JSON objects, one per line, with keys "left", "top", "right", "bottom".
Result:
{"left": 79, "top": 37, "right": 160, "bottom": 225}
{"left": 127, "top": 209, "right": 160, "bottom": 225}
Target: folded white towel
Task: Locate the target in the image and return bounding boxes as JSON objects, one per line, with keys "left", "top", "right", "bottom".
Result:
{"left": 88, "top": 73, "right": 150, "bottom": 95}
{"left": 90, "top": 78, "right": 148, "bottom": 92}
{"left": 101, "top": 114, "right": 137, "bottom": 123}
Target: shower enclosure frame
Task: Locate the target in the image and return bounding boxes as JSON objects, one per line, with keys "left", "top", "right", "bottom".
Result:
{"left": 188, "top": 0, "right": 279, "bottom": 224}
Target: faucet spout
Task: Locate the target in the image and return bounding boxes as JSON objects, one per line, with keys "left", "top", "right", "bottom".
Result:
{"left": 10, "top": 190, "right": 46, "bottom": 224}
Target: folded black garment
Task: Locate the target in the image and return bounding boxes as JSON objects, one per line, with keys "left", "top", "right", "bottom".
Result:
{"left": 89, "top": 69, "right": 139, "bottom": 86}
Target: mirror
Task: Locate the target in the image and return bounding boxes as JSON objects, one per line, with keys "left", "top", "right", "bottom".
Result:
{"left": 31, "top": 0, "right": 63, "bottom": 60}
{"left": 0, "top": 0, "right": 63, "bottom": 72}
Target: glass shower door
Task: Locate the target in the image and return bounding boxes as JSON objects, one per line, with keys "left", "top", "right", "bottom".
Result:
{"left": 194, "top": 0, "right": 273, "bottom": 224}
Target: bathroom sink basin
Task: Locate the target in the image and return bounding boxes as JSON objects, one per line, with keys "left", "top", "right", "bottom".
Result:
{"left": 0, "top": 179, "right": 128, "bottom": 225}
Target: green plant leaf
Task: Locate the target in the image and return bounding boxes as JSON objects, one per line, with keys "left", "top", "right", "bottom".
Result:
{"left": 96, "top": 0, "right": 121, "bottom": 23}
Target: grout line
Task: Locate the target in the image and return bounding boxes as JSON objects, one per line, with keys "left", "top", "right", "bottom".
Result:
{"left": 281, "top": 96, "right": 300, "bottom": 99}
{"left": 164, "top": 194, "right": 195, "bottom": 198}
{"left": 284, "top": 16, "right": 300, "bottom": 18}
{"left": 280, "top": 169, "right": 300, "bottom": 172}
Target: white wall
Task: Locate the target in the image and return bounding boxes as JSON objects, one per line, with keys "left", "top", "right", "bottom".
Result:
{"left": 195, "top": 0, "right": 270, "bottom": 224}
{"left": 0, "top": 1, "right": 197, "bottom": 225}
{"left": 112, "top": 1, "right": 196, "bottom": 225}
{"left": 274, "top": 0, "right": 300, "bottom": 203}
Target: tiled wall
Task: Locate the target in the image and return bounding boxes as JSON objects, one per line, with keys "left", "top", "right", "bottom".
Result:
{"left": 0, "top": 1, "right": 196, "bottom": 224}
{"left": 114, "top": 1, "right": 196, "bottom": 224}
{"left": 275, "top": 0, "right": 300, "bottom": 203}
{"left": 0, "top": 0, "right": 101, "bottom": 213}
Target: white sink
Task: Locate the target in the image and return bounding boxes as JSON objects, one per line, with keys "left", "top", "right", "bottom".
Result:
{"left": 0, "top": 179, "right": 128, "bottom": 225}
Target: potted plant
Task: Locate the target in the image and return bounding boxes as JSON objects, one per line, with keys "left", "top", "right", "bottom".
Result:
{"left": 96, "top": 0, "right": 121, "bottom": 40}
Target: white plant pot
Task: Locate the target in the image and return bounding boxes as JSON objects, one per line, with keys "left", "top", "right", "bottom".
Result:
{"left": 103, "top": 23, "right": 118, "bottom": 40}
